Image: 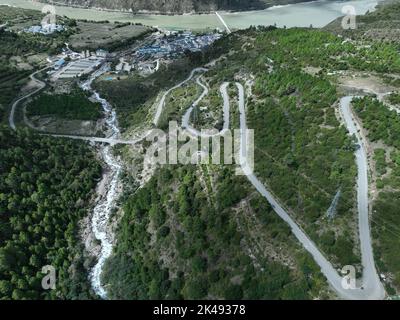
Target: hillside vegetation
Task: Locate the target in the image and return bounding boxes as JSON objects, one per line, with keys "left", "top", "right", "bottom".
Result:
{"left": 353, "top": 97, "right": 400, "bottom": 294}
{"left": 325, "top": 1, "right": 400, "bottom": 42}
{"left": 27, "top": 90, "right": 103, "bottom": 121}
{"left": 98, "top": 23, "right": 400, "bottom": 271}
{"left": 103, "top": 165, "right": 328, "bottom": 299}
{"left": 0, "top": 128, "right": 101, "bottom": 299}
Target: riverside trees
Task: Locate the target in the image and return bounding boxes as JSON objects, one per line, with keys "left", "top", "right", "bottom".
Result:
{"left": 27, "top": 89, "right": 102, "bottom": 121}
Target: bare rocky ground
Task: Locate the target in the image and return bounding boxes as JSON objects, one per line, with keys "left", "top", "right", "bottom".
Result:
{"left": 80, "top": 172, "right": 123, "bottom": 255}
{"left": 79, "top": 147, "right": 125, "bottom": 264}
{"left": 337, "top": 73, "right": 396, "bottom": 96}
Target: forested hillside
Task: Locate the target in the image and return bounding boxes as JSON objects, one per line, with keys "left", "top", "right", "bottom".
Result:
{"left": 353, "top": 97, "right": 400, "bottom": 294}
{"left": 0, "top": 128, "right": 101, "bottom": 299}
{"left": 2, "top": 1, "right": 400, "bottom": 301}
{"left": 103, "top": 165, "right": 328, "bottom": 299}
{"left": 325, "top": 1, "right": 400, "bottom": 42}
{"left": 27, "top": 89, "right": 102, "bottom": 121}
{"left": 42, "top": 0, "right": 315, "bottom": 13}
{"left": 94, "top": 18, "right": 400, "bottom": 298}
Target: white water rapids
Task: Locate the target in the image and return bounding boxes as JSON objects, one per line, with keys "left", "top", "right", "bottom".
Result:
{"left": 81, "top": 66, "right": 122, "bottom": 299}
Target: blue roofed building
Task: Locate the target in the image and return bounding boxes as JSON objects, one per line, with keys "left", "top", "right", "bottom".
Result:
{"left": 54, "top": 58, "right": 66, "bottom": 70}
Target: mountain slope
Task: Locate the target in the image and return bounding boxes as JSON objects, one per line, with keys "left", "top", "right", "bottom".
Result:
{"left": 43, "top": 0, "right": 315, "bottom": 13}
{"left": 324, "top": 0, "right": 400, "bottom": 42}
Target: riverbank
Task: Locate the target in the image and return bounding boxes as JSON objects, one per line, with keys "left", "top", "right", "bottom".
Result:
{"left": 22, "top": 0, "right": 267, "bottom": 15}
{"left": 79, "top": 66, "right": 123, "bottom": 299}
{"left": 1, "top": 0, "right": 379, "bottom": 30}
{"left": 25, "top": 0, "right": 323, "bottom": 15}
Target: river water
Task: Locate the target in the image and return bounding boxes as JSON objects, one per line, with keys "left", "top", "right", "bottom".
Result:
{"left": 81, "top": 67, "right": 121, "bottom": 299}
{"left": 2, "top": 0, "right": 378, "bottom": 30}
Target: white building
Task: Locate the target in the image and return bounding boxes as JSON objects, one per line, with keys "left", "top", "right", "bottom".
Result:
{"left": 25, "top": 24, "right": 64, "bottom": 35}
{"left": 96, "top": 49, "right": 108, "bottom": 58}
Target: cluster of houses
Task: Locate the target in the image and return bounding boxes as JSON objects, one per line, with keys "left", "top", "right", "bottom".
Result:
{"left": 43, "top": 29, "right": 221, "bottom": 79}
{"left": 114, "top": 30, "right": 221, "bottom": 76}
{"left": 136, "top": 31, "right": 221, "bottom": 59}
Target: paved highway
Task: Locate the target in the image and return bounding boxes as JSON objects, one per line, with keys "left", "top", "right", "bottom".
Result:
{"left": 46, "top": 134, "right": 142, "bottom": 145}
{"left": 338, "top": 96, "right": 385, "bottom": 299}
{"left": 236, "top": 84, "right": 385, "bottom": 300}
{"left": 177, "top": 75, "right": 385, "bottom": 299}
{"left": 182, "top": 77, "right": 230, "bottom": 137}
{"left": 153, "top": 67, "right": 208, "bottom": 126}
{"left": 9, "top": 67, "right": 49, "bottom": 130}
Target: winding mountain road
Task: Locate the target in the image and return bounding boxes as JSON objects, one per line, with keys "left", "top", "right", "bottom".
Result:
{"left": 153, "top": 67, "right": 208, "bottom": 126}
{"left": 346, "top": 85, "right": 400, "bottom": 115}
{"left": 46, "top": 134, "right": 141, "bottom": 145}
{"left": 9, "top": 63, "right": 386, "bottom": 299}
{"left": 9, "top": 67, "right": 49, "bottom": 130}
{"left": 182, "top": 77, "right": 231, "bottom": 137}
{"left": 338, "top": 96, "right": 385, "bottom": 299}
{"left": 237, "top": 86, "right": 385, "bottom": 300}
{"left": 172, "top": 69, "right": 385, "bottom": 299}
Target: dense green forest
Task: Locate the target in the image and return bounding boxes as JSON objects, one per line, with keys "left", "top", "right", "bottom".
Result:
{"left": 103, "top": 165, "right": 327, "bottom": 299}
{"left": 388, "top": 93, "right": 400, "bottom": 105}
{"left": 27, "top": 90, "right": 103, "bottom": 121}
{"left": 0, "top": 63, "right": 30, "bottom": 122}
{"left": 251, "top": 28, "right": 400, "bottom": 74}
{"left": 0, "top": 128, "right": 101, "bottom": 299}
{"left": 0, "top": 29, "right": 64, "bottom": 57}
